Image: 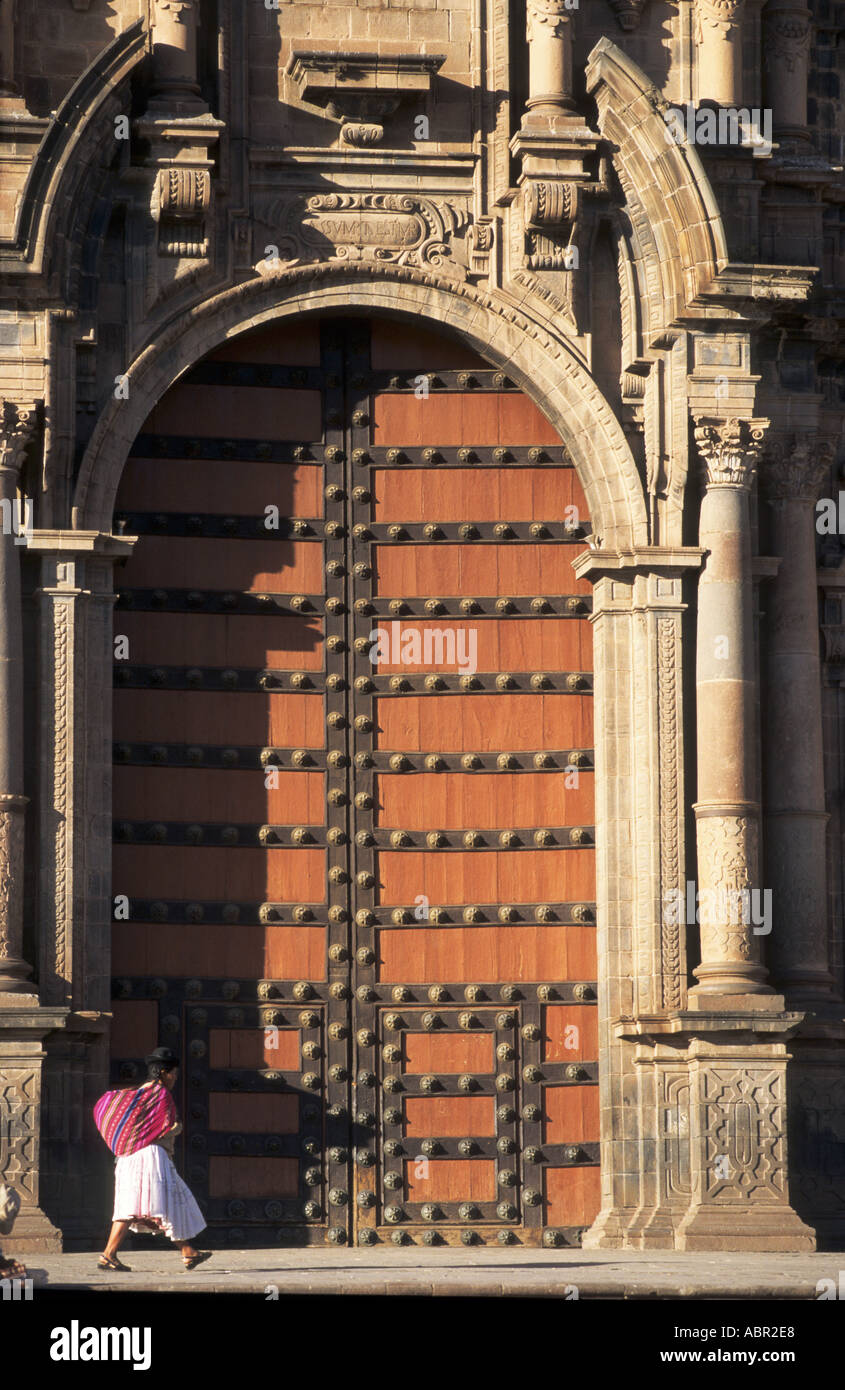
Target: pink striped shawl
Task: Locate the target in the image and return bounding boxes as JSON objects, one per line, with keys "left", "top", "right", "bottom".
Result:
{"left": 93, "top": 1081, "right": 177, "bottom": 1157}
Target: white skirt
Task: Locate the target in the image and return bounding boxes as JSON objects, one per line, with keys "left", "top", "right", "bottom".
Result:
{"left": 113, "top": 1143, "right": 205, "bottom": 1243}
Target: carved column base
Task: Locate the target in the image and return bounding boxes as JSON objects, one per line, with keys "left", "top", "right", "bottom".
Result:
{"left": 0, "top": 1206, "right": 62, "bottom": 1255}
{"left": 675, "top": 1204, "right": 815, "bottom": 1250}
{"left": 602, "top": 1021, "right": 817, "bottom": 1250}
{"left": 0, "top": 1006, "right": 68, "bottom": 1254}
{"left": 580, "top": 1203, "right": 635, "bottom": 1249}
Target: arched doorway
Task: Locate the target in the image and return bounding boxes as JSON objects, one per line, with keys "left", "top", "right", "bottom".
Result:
{"left": 108, "top": 313, "right": 599, "bottom": 1248}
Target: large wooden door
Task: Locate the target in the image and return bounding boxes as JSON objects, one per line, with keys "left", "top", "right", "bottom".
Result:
{"left": 111, "top": 316, "right": 599, "bottom": 1248}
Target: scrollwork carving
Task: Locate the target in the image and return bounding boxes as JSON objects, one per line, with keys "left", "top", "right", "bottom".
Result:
{"left": 256, "top": 193, "right": 467, "bottom": 281}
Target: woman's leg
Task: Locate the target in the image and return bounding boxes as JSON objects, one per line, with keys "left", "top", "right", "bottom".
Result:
{"left": 103, "top": 1219, "right": 131, "bottom": 1259}
{"left": 179, "top": 1241, "right": 198, "bottom": 1260}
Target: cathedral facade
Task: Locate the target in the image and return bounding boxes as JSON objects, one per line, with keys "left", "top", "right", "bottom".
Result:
{"left": 0, "top": 0, "right": 843, "bottom": 1254}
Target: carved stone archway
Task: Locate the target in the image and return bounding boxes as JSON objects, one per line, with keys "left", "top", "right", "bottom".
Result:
{"left": 71, "top": 261, "right": 649, "bottom": 552}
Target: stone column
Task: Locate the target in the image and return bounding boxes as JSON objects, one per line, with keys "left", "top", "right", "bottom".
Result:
{"left": 0, "top": 404, "right": 37, "bottom": 996}
{"left": 763, "top": 3, "right": 812, "bottom": 139}
{"left": 694, "top": 0, "right": 745, "bottom": 106}
{"left": 760, "top": 436, "right": 836, "bottom": 1003}
{"left": 691, "top": 417, "right": 773, "bottom": 998}
{"left": 525, "top": 0, "right": 577, "bottom": 117}
{"left": 150, "top": 0, "right": 203, "bottom": 108}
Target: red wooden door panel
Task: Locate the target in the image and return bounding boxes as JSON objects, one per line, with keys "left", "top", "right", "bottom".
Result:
{"left": 111, "top": 317, "right": 598, "bottom": 1249}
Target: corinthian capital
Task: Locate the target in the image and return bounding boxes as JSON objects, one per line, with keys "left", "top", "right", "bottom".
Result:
{"left": 0, "top": 402, "right": 38, "bottom": 478}
{"left": 693, "top": 416, "right": 769, "bottom": 489}
{"left": 694, "top": 0, "right": 745, "bottom": 39}
{"left": 527, "top": 0, "right": 573, "bottom": 42}
{"left": 760, "top": 434, "right": 834, "bottom": 501}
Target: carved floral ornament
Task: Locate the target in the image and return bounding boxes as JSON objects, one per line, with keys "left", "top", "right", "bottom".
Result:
{"left": 693, "top": 416, "right": 769, "bottom": 489}
{"left": 0, "top": 402, "right": 38, "bottom": 477}
{"left": 760, "top": 434, "right": 834, "bottom": 501}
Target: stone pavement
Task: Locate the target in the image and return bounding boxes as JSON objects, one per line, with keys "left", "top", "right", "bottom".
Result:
{"left": 21, "top": 1246, "right": 845, "bottom": 1298}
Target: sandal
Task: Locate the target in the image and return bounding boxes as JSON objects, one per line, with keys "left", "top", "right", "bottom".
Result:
{"left": 182, "top": 1250, "right": 212, "bottom": 1270}
{"left": 98, "top": 1254, "right": 131, "bottom": 1271}
{"left": 0, "top": 1257, "right": 26, "bottom": 1279}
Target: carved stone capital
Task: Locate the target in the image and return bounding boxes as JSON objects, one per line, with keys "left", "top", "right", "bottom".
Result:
{"left": 693, "top": 417, "right": 769, "bottom": 490}
{"left": 526, "top": 0, "right": 574, "bottom": 41}
{"left": 0, "top": 402, "right": 38, "bottom": 480}
{"left": 153, "top": 0, "right": 196, "bottom": 25}
{"left": 760, "top": 434, "right": 834, "bottom": 502}
{"left": 763, "top": 5, "right": 812, "bottom": 71}
{"left": 694, "top": 0, "right": 745, "bottom": 38}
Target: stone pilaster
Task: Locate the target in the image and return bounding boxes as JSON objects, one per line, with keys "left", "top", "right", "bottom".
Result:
{"left": 691, "top": 417, "right": 772, "bottom": 998}
{"left": 571, "top": 548, "right": 704, "bottom": 1251}
{"left": 763, "top": 2, "right": 812, "bottom": 140}
{"left": 694, "top": 0, "right": 745, "bottom": 106}
{"left": 0, "top": 404, "right": 37, "bottom": 996}
{"left": 29, "top": 533, "right": 136, "bottom": 1012}
{"left": 760, "top": 436, "right": 836, "bottom": 1004}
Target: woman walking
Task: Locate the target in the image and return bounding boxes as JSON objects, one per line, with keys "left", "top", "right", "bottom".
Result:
{"left": 96, "top": 1047, "right": 212, "bottom": 1272}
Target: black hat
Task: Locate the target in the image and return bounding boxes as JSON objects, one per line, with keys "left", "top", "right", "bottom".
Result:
{"left": 145, "top": 1047, "right": 180, "bottom": 1068}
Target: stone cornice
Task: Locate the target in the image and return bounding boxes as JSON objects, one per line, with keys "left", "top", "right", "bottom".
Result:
{"left": 572, "top": 546, "right": 706, "bottom": 580}
{"left": 26, "top": 529, "right": 137, "bottom": 558}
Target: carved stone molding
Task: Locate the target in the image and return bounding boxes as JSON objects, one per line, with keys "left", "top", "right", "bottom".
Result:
{"left": 760, "top": 434, "right": 834, "bottom": 502}
{"left": 693, "top": 417, "right": 769, "bottom": 490}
